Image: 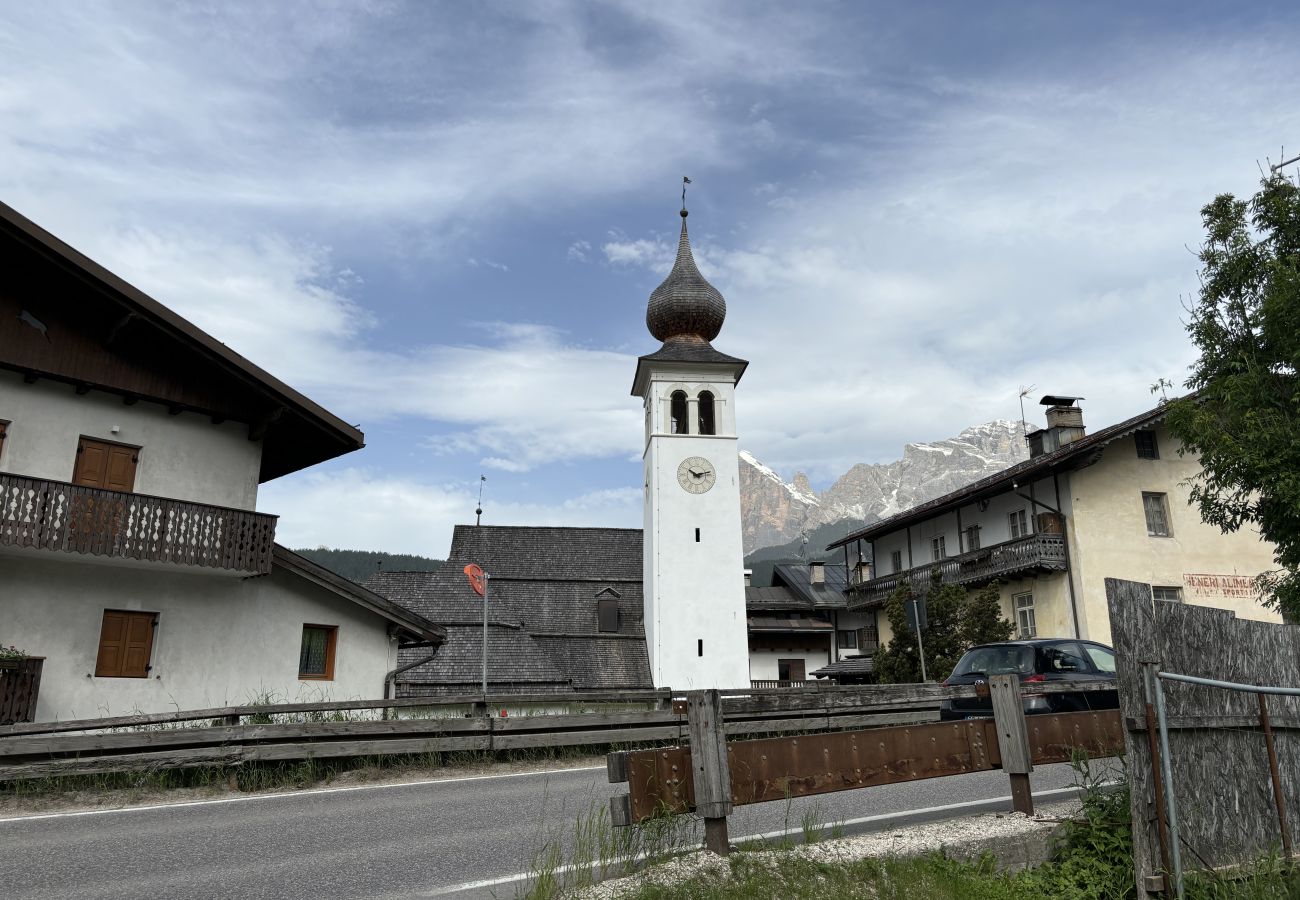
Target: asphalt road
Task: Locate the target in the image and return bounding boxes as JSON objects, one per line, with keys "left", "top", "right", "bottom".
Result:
{"left": 0, "top": 761, "right": 1095, "bottom": 900}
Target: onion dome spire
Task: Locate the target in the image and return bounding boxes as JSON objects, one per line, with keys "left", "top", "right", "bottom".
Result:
{"left": 646, "top": 202, "right": 726, "bottom": 343}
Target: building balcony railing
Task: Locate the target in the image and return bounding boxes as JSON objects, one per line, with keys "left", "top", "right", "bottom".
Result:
{"left": 749, "top": 679, "right": 815, "bottom": 689}
{"left": 848, "top": 533, "right": 1068, "bottom": 608}
{"left": 0, "top": 472, "right": 277, "bottom": 575}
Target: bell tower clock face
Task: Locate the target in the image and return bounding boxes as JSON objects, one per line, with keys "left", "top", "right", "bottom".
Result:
{"left": 677, "top": 456, "right": 716, "bottom": 494}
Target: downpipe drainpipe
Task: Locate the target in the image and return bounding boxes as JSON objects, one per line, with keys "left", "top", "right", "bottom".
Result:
{"left": 1011, "top": 475, "right": 1082, "bottom": 639}
{"left": 384, "top": 630, "right": 440, "bottom": 706}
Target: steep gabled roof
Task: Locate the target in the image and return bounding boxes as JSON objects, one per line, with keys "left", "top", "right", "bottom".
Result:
{"left": 271, "top": 545, "right": 445, "bottom": 646}
{"left": 366, "top": 525, "right": 652, "bottom": 693}
{"left": 772, "top": 563, "right": 850, "bottom": 609}
{"left": 0, "top": 201, "right": 364, "bottom": 481}
{"left": 827, "top": 401, "right": 1175, "bottom": 550}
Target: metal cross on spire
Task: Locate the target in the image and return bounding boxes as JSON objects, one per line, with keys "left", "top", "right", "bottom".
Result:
{"left": 681, "top": 176, "right": 691, "bottom": 213}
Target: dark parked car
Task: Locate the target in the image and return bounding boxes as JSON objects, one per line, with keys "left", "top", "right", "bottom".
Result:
{"left": 939, "top": 639, "right": 1118, "bottom": 721}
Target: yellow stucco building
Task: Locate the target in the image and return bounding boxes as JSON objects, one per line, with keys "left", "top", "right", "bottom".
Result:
{"left": 829, "top": 397, "right": 1281, "bottom": 660}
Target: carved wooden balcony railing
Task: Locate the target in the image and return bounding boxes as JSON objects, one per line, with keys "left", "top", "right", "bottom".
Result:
{"left": 0, "top": 473, "right": 277, "bottom": 575}
{"left": 848, "top": 533, "right": 1068, "bottom": 608}
{"left": 749, "top": 679, "right": 815, "bottom": 689}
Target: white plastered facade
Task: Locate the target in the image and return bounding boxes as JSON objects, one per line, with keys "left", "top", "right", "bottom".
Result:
{"left": 0, "top": 371, "right": 261, "bottom": 510}
{"left": 640, "top": 364, "right": 750, "bottom": 690}
{"left": 3, "top": 552, "right": 398, "bottom": 721}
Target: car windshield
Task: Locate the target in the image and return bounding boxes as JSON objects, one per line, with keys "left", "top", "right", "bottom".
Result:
{"left": 951, "top": 645, "right": 1034, "bottom": 677}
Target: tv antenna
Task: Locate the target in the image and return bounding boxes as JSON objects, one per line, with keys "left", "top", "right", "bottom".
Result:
{"left": 1018, "top": 385, "right": 1036, "bottom": 440}
{"left": 475, "top": 475, "right": 486, "bottom": 526}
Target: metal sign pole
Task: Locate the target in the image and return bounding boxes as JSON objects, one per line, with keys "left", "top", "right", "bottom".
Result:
{"left": 913, "top": 596, "right": 928, "bottom": 682}
{"left": 482, "top": 573, "right": 490, "bottom": 698}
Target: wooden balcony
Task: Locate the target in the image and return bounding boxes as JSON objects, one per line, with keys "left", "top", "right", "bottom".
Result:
{"left": 848, "top": 533, "right": 1068, "bottom": 608}
{"left": 0, "top": 473, "right": 277, "bottom": 575}
{"left": 749, "top": 680, "right": 816, "bottom": 689}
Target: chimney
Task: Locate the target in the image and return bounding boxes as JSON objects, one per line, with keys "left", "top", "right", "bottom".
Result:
{"left": 809, "top": 561, "right": 825, "bottom": 585}
{"left": 743, "top": 568, "right": 752, "bottom": 587}
{"left": 1030, "top": 396, "right": 1086, "bottom": 458}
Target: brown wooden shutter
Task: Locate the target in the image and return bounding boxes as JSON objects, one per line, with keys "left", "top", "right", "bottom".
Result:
{"left": 95, "top": 610, "right": 155, "bottom": 678}
{"left": 74, "top": 438, "right": 138, "bottom": 491}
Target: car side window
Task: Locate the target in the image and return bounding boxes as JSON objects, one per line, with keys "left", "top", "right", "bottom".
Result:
{"left": 1040, "top": 643, "right": 1089, "bottom": 673}
{"left": 1083, "top": 645, "right": 1116, "bottom": 674}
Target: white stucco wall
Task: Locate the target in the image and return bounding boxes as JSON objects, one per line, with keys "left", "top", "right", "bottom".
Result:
{"left": 641, "top": 364, "right": 750, "bottom": 691}
{"left": 2, "top": 553, "right": 398, "bottom": 721}
{"left": 0, "top": 370, "right": 262, "bottom": 510}
{"left": 748, "top": 649, "right": 830, "bottom": 682}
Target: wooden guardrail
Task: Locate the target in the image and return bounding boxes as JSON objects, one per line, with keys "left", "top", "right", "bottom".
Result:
{"left": 607, "top": 678, "right": 1123, "bottom": 854}
{"left": 0, "top": 681, "right": 1118, "bottom": 786}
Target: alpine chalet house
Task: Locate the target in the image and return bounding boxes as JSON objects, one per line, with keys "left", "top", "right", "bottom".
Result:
{"left": 745, "top": 562, "right": 876, "bottom": 686}
{"left": 828, "top": 396, "right": 1282, "bottom": 652}
{"left": 0, "top": 201, "right": 443, "bottom": 721}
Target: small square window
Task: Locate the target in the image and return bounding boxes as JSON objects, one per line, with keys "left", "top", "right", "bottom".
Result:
{"left": 1135, "top": 430, "right": 1160, "bottom": 460}
{"left": 1143, "top": 492, "right": 1172, "bottom": 537}
{"left": 1153, "top": 586, "right": 1183, "bottom": 603}
{"left": 837, "top": 629, "right": 858, "bottom": 650}
{"left": 890, "top": 550, "right": 903, "bottom": 573}
{"left": 299, "top": 625, "right": 338, "bottom": 680}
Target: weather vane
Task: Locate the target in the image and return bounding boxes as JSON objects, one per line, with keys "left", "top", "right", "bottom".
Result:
{"left": 681, "top": 176, "right": 691, "bottom": 213}
{"left": 475, "top": 474, "right": 486, "bottom": 526}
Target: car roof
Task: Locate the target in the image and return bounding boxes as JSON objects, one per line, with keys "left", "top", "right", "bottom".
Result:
{"left": 964, "top": 639, "right": 1113, "bottom": 650}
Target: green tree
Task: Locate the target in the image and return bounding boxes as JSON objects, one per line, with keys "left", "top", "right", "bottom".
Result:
{"left": 1165, "top": 172, "right": 1300, "bottom": 616}
{"left": 873, "top": 576, "right": 1014, "bottom": 683}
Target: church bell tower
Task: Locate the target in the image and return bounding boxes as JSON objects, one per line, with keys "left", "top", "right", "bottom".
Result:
{"left": 632, "top": 201, "right": 750, "bottom": 690}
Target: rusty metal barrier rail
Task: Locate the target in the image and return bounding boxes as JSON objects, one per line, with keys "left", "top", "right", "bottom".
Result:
{"left": 608, "top": 676, "right": 1123, "bottom": 852}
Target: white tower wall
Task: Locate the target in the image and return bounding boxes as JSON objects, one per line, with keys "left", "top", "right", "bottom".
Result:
{"left": 640, "top": 367, "right": 750, "bottom": 690}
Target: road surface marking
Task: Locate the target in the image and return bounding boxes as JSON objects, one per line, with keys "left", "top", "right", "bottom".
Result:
{"left": 0, "top": 764, "right": 605, "bottom": 823}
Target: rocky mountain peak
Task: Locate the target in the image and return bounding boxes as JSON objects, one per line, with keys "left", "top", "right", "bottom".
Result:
{"left": 738, "top": 419, "right": 1028, "bottom": 554}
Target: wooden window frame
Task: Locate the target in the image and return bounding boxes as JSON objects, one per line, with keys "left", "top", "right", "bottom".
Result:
{"left": 889, "top": 549, "right": 903, "bottom": 573}
{"left": 1014, "top": 592, "right": 1037, "bottom": 639}
{"left": 777, "top": 658, "right": 806, "bottom": 682}
{"left": 931, "top": 535, "right": 946, "bottom": 562}
{"left": 1152, "top": 586, "right": 1184, "bottom": 603}
{"left": 1135, "top": 430, "right": 1160, "bottom": 459}
{"left": 95, "top": 609, "right": 158, "bottom": 678}
{"left": 298, "top": 624, "right": 338, "bottom": 681}
{"left": 837, "top": 629, "right": 858, "bottom": 650}
{"left": 1009, "top": 509, "right": 1028, "bottom": 539}
{"left": 74, "top": 435, "right": 141, "bottom": 492}
{"left": 1142, "top": 492, "right": 1172, "bottom": 537}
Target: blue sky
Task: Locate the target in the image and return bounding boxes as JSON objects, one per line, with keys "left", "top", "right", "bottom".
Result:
{"left": 3, "top": 2, "right": 1299, "bottom": 554}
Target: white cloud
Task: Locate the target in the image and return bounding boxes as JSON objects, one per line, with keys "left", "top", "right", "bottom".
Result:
{"left": 261, "top": 468, "right": 642, "bottom": 556}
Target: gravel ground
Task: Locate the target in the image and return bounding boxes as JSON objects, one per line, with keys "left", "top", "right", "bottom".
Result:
{"left": 578, "top": 799, "right": 1083, "bottom": 899}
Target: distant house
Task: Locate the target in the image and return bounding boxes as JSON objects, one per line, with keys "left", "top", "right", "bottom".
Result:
{"left": 367, "top": 525, "right": 652, "bottom": 696}
{"left": 828, "top": 396, "right": 1282, "bottom": 653}
{"left": 1, "top": 201, "right": 443, "bottom": 721}
{"left": 745, "top": 562, "right": 875, "bottom": 685}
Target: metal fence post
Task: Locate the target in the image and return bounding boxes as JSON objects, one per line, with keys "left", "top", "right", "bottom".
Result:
{"left": 989, "top": 673, "right": 1033, "bottom": 815}
{"left": 686, "top": 689, "right": 732, "bottom": 855}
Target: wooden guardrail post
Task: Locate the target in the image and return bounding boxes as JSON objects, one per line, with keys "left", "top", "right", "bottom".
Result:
{"left": 990, "top": 673, "right": 1034, "bottom": 815}
{"left": 687, "top": 689, "right": 732, "bottom": 855}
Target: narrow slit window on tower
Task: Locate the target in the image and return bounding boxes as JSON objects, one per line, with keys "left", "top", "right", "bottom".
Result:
{"left": 698, "top": 639, "right": 703, "bottom": 657}
{"left": 697, "top": 390, "right": 716, "bottom": 435}
{"left": 670, "top": 391, "right": 688, "bottom": 434}
{"left": 695, "top": 527, "right": 700, "bottom": 542}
